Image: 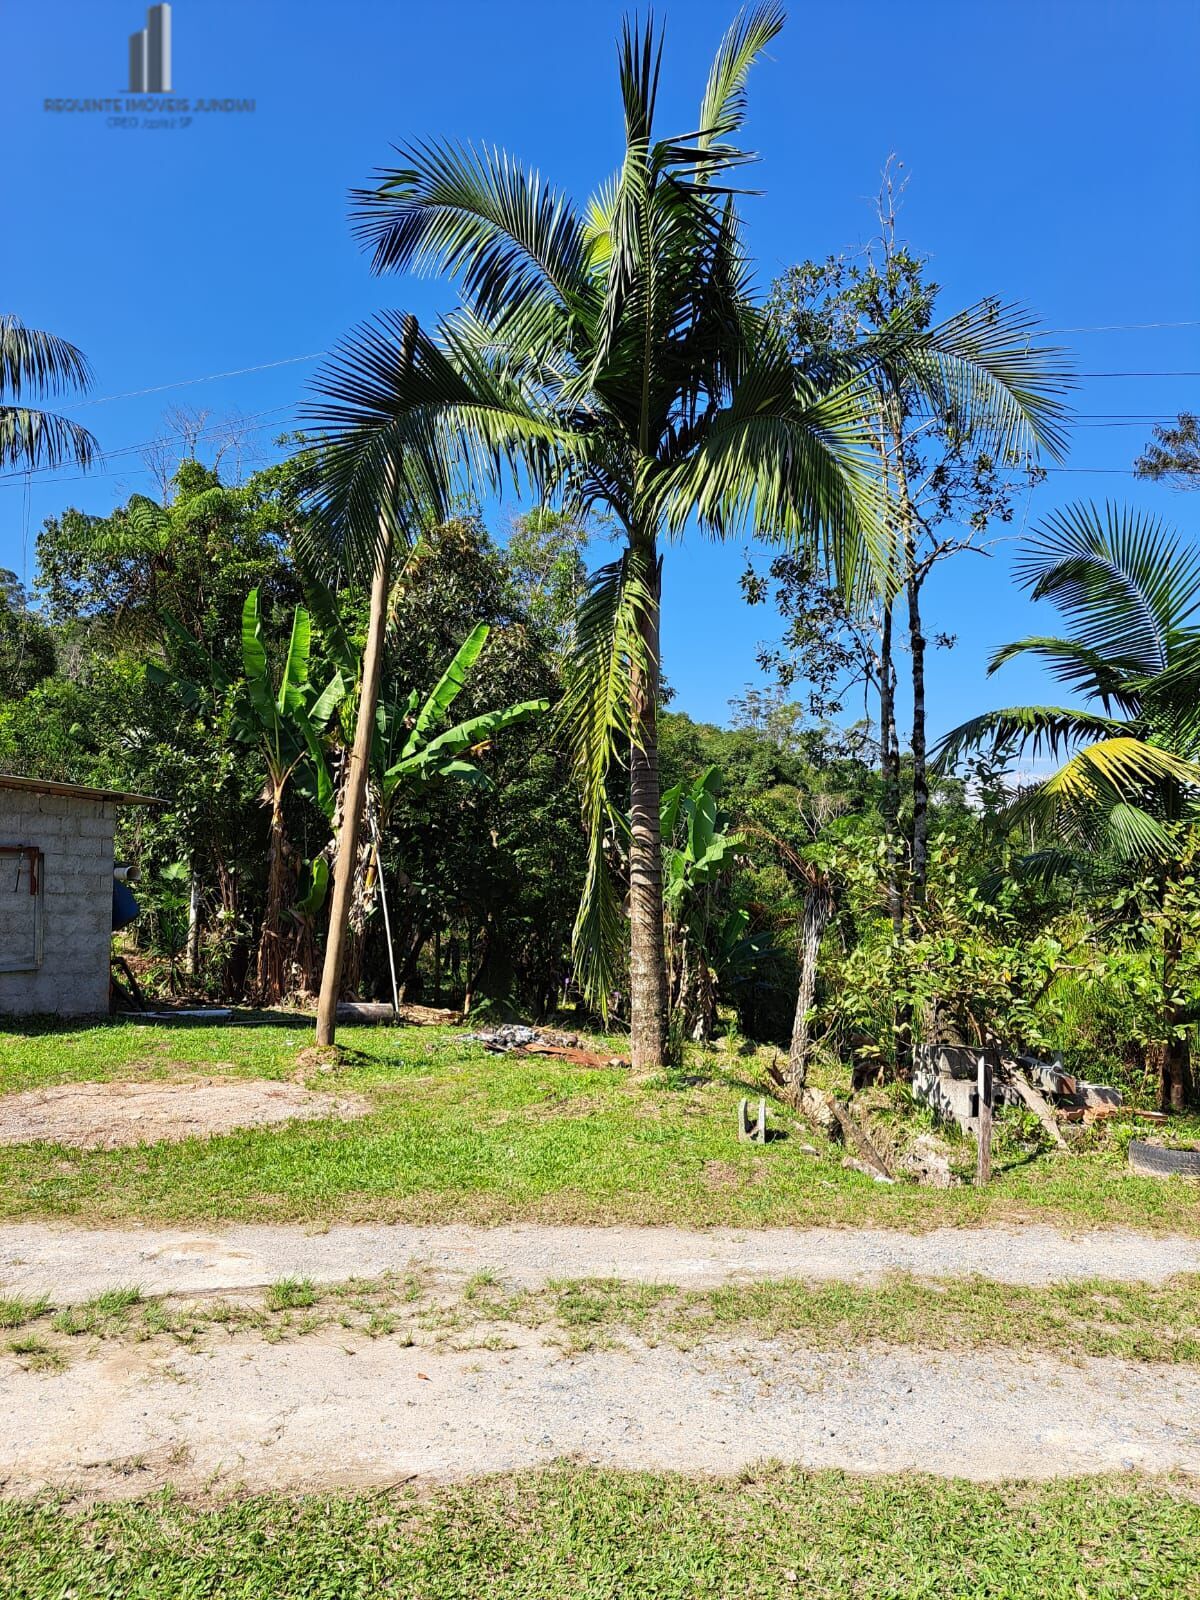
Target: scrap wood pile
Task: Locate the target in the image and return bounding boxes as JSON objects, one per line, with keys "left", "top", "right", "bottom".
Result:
{"left": 463, "top": 1024, "right": 630, "bottom": 1069}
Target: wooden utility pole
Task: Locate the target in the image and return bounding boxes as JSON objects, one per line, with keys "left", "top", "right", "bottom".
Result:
{"left": 315, "top": 314, "right": 417, "bottom": 1047}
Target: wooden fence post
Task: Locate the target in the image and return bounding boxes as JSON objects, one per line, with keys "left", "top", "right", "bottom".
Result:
{"left": 976, "top": 1050, "right": 993, "bottom": 1186}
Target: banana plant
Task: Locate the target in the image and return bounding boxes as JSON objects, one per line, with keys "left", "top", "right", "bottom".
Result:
{"left": 377, "top": 623, "right": 549, "bottom": 808}
{"left": 310, "top": 613, "right": 548, "bottom": 1007}
{"left": 660, "top": 767, "right": 766, "bottom": 1040}
{"left": 661, "top": 766, "right": 746, "bottom": 911}
{"left": 236, "top": 588, "right": 346, "bottom": 1003}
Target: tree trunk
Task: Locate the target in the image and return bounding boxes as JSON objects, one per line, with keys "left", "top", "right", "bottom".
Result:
{"left": 628, "top": 549, "right": 667, "bottom": 1071}
{"left": 256, "top": 788, "right": 291, "bottom": 1005}
{"left": 315, "top": 541, "right": 391, "bottom": 1040}
{"left": 787, "top": 876, "right": 834, "bottom": 1092}
{"left": 1162, "top": 1036, "right": 1193, "bottom": 1112}
{"left": 396, "top": 920, "right": 429, "bottom": 1003}
{"left": 905, "top": 558, "right": 929, "bottom": 916}
{"left": 186, "top": 866, "right": 202, "bottom": 980}
{"left": 879, "top": 598, "right": 904, "bottom": 937}
{"left": 1161, "top": 914, "right": 1195, "bottom": 1110}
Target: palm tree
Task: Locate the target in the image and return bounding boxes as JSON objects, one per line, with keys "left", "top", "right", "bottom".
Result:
{"left": 1, "top": 316, "right": 97, "bottom": 470}
{"left": 305, "top": 6, "right": 1069, "bottom": 1068}
{"left": 934, "top": 503, "right": 1200, "bottom": 1108}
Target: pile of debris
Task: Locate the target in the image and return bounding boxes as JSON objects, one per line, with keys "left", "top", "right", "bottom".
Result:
{"left": 912, "top": 1044, "right": 1158, "bottom": 1143}
{"left": 766, "top": 1043, "right": 1164, "bottom": 1190}
{"left": 463, "top": 1025, "right": 629, "bottom": 1070}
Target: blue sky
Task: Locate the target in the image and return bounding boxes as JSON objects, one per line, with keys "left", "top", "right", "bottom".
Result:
{"left": 5, "top": 0, "right": 1198, "bottom": 740}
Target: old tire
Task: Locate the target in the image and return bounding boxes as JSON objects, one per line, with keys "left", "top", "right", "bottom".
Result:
{"left": 1128, "top": 1139, "right": 1200, "bottom": 1179}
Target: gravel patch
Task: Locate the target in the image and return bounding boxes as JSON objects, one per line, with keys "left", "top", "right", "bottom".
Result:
{"left": 1, "top": 1222, "right": 1198, "bottom": 1302}
{"left": 0, "top": 1080, "right": 369, "bottom": 1151}
{"left": 3, "top": 1334, "right": 1198, "bottom": 1494}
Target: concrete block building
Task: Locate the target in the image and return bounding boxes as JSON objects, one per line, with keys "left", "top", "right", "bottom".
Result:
{"left": 0, "top": 775, "right": 158, "bottom": 1017}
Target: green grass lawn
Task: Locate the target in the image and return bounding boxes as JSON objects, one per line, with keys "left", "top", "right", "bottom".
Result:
{"left": 2, "top": 1469, "right": 1199, "bottom": 1599}
{"left": 1, "top": 1016, "right": 1198, "bottom": 1230}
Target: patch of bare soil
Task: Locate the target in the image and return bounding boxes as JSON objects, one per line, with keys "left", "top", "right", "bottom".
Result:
{"left": 0, "top": 1079, "right": 371, "bottom": 1151}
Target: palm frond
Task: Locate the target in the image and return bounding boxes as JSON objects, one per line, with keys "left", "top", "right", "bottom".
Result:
{"left": 697, "top": 2, "right": 786, "bottom": 151}
{"left": 986, "top": 634, "right": 1142, "bottom": 714}
{"left": 1002, "top": 849, "right": 1095, "bottom": 888}
{"left": 656, "top": 349, "right": 887, "bottom": 591}
{"left": 559, "top": 551, "right": 655, "bottom": 1011}
{"left": 1042, "top": 736, "right": 1200, "bottom": 803}
{"left": 303, "top": 311, "right": 581, "bottom": 573}
{"left": 908, "top": 299, "right": 1073, "bottom": 459}
{"left": 1015, "top": 502, "right": 1200, "bottom": 675}
{"left": 1001, "top": 780, "right": 1178, "bottom": 865}
{"left": 931, "top": 704, "right": 1130, "bottom": 772}
{"left": 350, "top": 140, "right": 592, "bottom": 323}
{"left": 0, "top": 407, "right": 98, "bottom": 472}
{"left": 0, "top": 316, "right": 93, "bottom": 398}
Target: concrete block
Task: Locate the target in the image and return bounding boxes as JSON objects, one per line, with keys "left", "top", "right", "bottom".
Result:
{"left": 31, "top": 795, "right": 73, "bottom": 819}
{"left": 5, "top": 815, "right": 62, "bottom": 838}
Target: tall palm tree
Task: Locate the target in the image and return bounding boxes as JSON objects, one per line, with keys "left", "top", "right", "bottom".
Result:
{"left": 305, "top": 6, "right": 1069, "bottom": 1068}
{"left": 0, "top": 316, "right": 97, "bottom": 471}
{"left": 934, "top": 503, "right": 1200, "bottom": 1107}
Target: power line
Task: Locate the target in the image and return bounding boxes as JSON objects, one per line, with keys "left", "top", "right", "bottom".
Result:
{"left": 1044, "top": 319, "right": 1200, "bottom": 334}
{"left": 56, "top": 332, "right": 1200, "bottom": 415}
{"left": 73, "top": 353, "right": 325, "bottom": 408}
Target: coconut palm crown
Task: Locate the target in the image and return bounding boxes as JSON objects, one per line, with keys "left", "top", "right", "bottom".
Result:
{"left": 304, "top": 5, "right": 1071, "bottom": 1068}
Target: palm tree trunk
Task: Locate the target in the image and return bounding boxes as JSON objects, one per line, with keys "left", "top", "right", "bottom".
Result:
{"left": 895, "top": 436, "right": 928, "bottom": 918}
{"left": 186, "top": 864, "right": 202, "bottom": 980}
{"left": 316, "top": 316, "right": 417, "bottom": 1047}
{"left": 629, "top": 551, "right": 667, "bottom": 1071}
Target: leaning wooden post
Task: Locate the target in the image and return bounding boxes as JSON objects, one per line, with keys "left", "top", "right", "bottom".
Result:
{"left": 315, "top": 315, "right": 418, "bottom": 1047}
{"left": 975, "top": 1049, "right": 993, "bottom": 1186}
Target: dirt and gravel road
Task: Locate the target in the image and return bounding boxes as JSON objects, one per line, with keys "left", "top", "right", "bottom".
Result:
{"left": 3, "top": 1330, "right": 1198, "bottom": 1496}
{"left": 5, "top": 1221, "right": 1199, "bottom": 1495}
{"left": 3, "top": 1220, "right": 1198, "bottom": 1301}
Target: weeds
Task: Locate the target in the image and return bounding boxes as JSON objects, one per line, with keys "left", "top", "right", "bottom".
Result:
{"left": 0, "top": 1295, "right": 49, "bottom": 1329}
